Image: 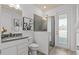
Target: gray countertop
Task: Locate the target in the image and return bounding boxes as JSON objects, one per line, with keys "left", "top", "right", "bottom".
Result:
{"left": 1, "top": 36, "right": 29, "bottom": 43}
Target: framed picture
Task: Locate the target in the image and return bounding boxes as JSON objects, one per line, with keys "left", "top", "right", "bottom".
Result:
{"left": 23, "top": 17, "right": 32, "bottom": 31}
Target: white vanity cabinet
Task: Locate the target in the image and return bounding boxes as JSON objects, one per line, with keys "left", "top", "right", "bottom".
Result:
{"left": 1, "top": 38, "right": 29, "bottom": 55}
{"left": 1, "top": 46, "right": 17, "bottom": 55}
{"left": 17, "top": 42, "right": 28, "bottom": 55}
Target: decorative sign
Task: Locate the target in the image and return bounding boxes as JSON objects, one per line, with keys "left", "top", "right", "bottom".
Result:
{"left": 23, "top": 17, "right": 32, "bottom": 31}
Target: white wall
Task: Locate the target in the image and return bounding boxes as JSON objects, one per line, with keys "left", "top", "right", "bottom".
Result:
{"left": 76, "top": 5, "right": 79, "bottom": 44}
{"left": 70, "top": 5, "right": 76, "bottom": 51}
{"left": 34, "top": 32, "right": 49, "bottom": 54}
{"left": 20, "top": 4, "right": 34, "bottom": 18}
{"left": 47, "top": 16, "right": 51, "bottom": 41}
{"left": 46, "top": 5, "right": 76, "bottom": 51}
{"left": 76, "top": 5, "right": 79, "bottom": 53}
{"left": 20, "top": 4, "right": 43, "bottom": 18}
{"left": 47, "top": 16, "right": 51, "bottom": 32}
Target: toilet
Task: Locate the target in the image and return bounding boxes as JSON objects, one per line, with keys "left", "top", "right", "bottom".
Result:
{"left": 29, "top": 43, "right": 39, "bottom": 55}
{"left": 28, "top": 37, "right": 39, "bottom": 55}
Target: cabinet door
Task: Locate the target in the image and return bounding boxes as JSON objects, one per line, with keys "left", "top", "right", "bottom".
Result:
{"left": 17, "top": 43, "right": 28, "bottom": 55}
{"left": 2, "top": 46, "right": 17, "bottom": 55}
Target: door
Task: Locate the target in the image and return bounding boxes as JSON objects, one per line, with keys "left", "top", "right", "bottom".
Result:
{"left": 55, "top": 14, "right": 68, "bottom": 49}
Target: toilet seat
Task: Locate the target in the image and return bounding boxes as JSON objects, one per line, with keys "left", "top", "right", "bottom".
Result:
{"left": 29, "top": 43, "right": 39, "bottom": 48}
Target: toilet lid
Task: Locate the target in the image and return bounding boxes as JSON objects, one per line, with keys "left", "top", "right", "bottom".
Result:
{"left": 29, "top": 43, "right": 39, "bottom": 48}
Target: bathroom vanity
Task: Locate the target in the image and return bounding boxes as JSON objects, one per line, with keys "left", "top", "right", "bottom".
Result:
{"left": 0, "top": 33, "right": 30, "bottom": 55}
{"left": 0, "top": 5, "right": 33, "bottom": 55}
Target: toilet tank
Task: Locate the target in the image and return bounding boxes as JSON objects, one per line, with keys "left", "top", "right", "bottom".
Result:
{"left": 28, "top": 37, "right": 33, "bottom": 45}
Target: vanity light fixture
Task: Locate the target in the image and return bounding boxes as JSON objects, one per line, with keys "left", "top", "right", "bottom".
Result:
{"left": 8, "top": 4, "right": 20, "bottom": 9}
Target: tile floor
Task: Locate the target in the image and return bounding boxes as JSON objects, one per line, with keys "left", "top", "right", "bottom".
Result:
{"left": 49, "top": 46, "right": 76, "bottom": 55}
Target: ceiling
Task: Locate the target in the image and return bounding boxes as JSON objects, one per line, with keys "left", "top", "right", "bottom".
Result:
{"left": 34, "top": 4, "right": 62, "bottom": 12}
